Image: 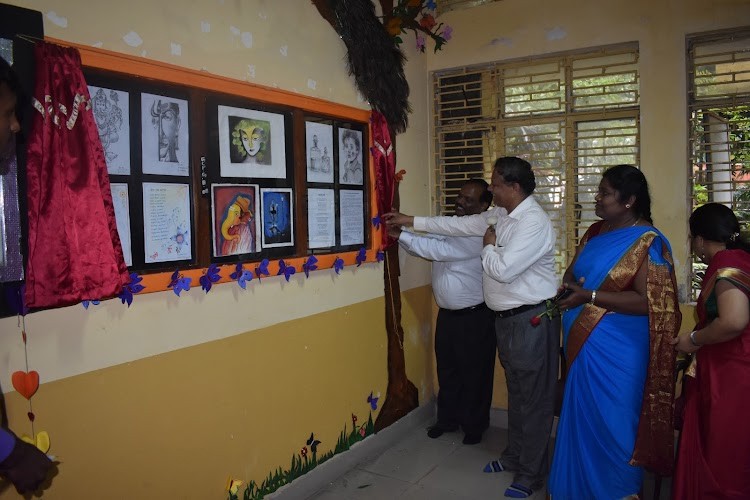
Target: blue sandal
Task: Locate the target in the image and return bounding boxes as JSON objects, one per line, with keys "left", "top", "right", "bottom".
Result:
{"left": 483, "top": 459, "right": 506, "bottom": 473}
{"left": 504, "top": 483, "right": 533, "bottom": 498}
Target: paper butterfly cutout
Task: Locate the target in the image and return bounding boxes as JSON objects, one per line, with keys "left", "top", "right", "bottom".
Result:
{"left": 302, "top": 255, "right": 318, "bottom": 278}
{"left": 355, "top": 248, "right": 367, "bottom": 267}
{"left": 426, "top": 0, "right": 437, "bottom": 11}
{"left": 117, "top": 272, "right": 145, "bottom": 307}
{"left": 4, "top": 283, "right": 28, "bottom": 316}
{"left": 372, "top": 214, "right": 381, "bottom": 229}
{"left": 199, "top": 264, "right": 222, "bottom": 293}
{"left": 82, "top": 300, "right": 100, "bottom": 309}
{"left": 367, "top": 391, "right": 380, "bottom": 411}
{"left": 306, "top": 432, "right": 321, "bottom": 454}
{"left": 277, "top": 259, "right": 296, "bottom": 282}
{"left": 226, "top": 478, "right": 243, "bottom": 495}
{"left": 376, "top": 250, "right": 385, "bottom": 263}
{"left": 12, "top": 371, "right": 39, "bottom": 400}
{"left": 230, "top": 263, "right": 253, "bottom": 289}
{"left": 255, "top": 259, "right": 270, "bottom": 282}
{"left": 168, "top": 269, "right": 192, "bottom": 296}
{"left": 333, "top": 257, "right": 345, "bottom": 274}
{"left": 21, "top": 431, "right": 50, "bottom": 454}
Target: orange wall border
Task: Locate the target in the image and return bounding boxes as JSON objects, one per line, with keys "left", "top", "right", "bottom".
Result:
{"left": 45, "top": 37, "right": 382, "bottom": 294}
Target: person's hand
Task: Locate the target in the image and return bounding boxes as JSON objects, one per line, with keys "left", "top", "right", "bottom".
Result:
{"left": 483, "top": 226, "right": 495, "bottom": 247}
{"left": 383, "top": 210, "right": 413, "bottom": 228}
{"left": 556, "top": 277, "right": 589, "bottom": 310}
{"left": 387, "top": 225, "right": 402, "bottom": 239}
{"left": 670, "top": 332, "right": 701, "bottom": 354}
{"left": 0, "top": 438, "right": 55, "bottom": 494}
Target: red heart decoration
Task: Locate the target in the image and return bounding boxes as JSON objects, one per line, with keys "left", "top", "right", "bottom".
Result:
{"left": 11, "top": 371, "right": 40, "bottom": 400}
{"left": 27, "top": 412, "right": 35, "bottom": 422}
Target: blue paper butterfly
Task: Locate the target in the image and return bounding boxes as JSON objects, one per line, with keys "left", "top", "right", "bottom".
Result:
{"left": 376, "top": 250, "right": 385, "bottom": 263}
{"left": 168, "top": 269, "right": 192, "bottom": 296}
{"left": 372, "top": 214, "right": 382, "bottom": 230}
{"left": 333, "top": 257, "right": 345, "bottom": 275}
{"left": 355, "top": 248, "right": 367, "bottom": 267}
{"left": 302, "top": 255, "right": 318, "bottom": 278}
{"left": 277, "top": 259, "right": 296, "bottom": 282}
{"left": 117, "top": 272, "right": 146, "bottom": 307}
{"left": 255, "top": 259, "right": 270, "bottom": 282}
{"left": 306, "top": 432, "right": 321, "bottom": 454}
{"left": 199, "top": 264, "right": 222, "bottom": 293}
{"left": 82, "top": 300, "right": 100, "bottom": 309}
{"left": 230, "top": 263, "right": 253, "bottom": 290}
{"left": 367, "top": 391, "right": 380, "bottom": 411}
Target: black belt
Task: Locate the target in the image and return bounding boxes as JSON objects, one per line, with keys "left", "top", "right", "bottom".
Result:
{"left": 444, "top": 302, "right": 487, "bottom": 315}
{"left": 495, "top": 300, "right": 546, "bottom": 319}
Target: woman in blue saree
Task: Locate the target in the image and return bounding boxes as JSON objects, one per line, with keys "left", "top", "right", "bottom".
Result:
{"left": 549, "top": 165, "right": 681, "bottom": 499}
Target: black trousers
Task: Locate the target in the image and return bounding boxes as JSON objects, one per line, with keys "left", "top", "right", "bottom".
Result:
{"left": 435, "top": 304, "right": 496, "bottom": 434}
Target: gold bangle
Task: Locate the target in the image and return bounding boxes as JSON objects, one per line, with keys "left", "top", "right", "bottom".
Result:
{"left": 590, "top": 290, "right": 597, "bottom": 305}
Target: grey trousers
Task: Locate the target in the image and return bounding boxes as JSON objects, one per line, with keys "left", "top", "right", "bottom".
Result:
{"left": 495, "top": 302, "right": 560, "bottom": 488}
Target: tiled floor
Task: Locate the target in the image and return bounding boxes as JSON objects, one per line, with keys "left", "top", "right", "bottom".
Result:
{"left": 304, "top": 425, "right": 672, "bottom": 500}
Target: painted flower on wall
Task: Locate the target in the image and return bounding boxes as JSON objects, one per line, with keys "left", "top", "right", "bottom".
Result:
{"left": 384, "top": 0, "right": 453, "bottom": 53}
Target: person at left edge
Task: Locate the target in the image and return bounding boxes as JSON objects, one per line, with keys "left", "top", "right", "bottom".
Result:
{"left": 0, "top": 55, "right": 56, "bottom": 495}
{"left": 389, "top": 179, "right": 495, "bottom": 445}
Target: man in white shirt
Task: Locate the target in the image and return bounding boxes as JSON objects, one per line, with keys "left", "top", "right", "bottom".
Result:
{"left": 389, "top": 179, "right": 495, "bottom": 445}
{"left": 385, "top": 157, "right": 559, "bottom": 499}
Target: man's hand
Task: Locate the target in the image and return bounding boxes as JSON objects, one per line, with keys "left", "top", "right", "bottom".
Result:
{"left": 383, "top": 210, "right": 414, "bottom": 228}
{"left": 387, "top": 225, "right": 402, "bottom": 239}
{"left": 483, "top": 226, "right": 496, "bottom": 246}
{"left": 0, "top": 438, "right": 55, "bottom": 494}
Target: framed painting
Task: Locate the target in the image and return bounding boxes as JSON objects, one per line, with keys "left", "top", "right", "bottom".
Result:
{"left": 211, "top": 183, "right": 260, "bottom": 257}
{"left": 218, "top": 105, "right": 286, "bottom": 179}
{"left": 260, "top": 188, "right": 294, "bottom": 248}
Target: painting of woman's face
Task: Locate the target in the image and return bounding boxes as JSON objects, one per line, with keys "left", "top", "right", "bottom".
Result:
{"left": 241, "top": 128, "right": 263, "bottom": 157}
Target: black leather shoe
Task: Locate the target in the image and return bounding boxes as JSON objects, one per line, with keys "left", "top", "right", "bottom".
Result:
{"left": 462, "top": 433, "right": 482, "bottom": 445}
{"left": 426, "top": 425, "right": 457, "bottom": 439}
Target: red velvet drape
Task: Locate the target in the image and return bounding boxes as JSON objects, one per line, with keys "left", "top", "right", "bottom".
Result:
{"left": 371, "top": 111, "right": 396, "bottom": 249}
{"left": 24, "top": 42, "right": 128, "bottom": 308}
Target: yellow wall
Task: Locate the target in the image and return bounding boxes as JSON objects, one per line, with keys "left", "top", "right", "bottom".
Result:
{"left": 426, "top": 0, "right": 750, "bottom": 298}
{"left": 0, "top": 1, "right": 435, "bottom": 498}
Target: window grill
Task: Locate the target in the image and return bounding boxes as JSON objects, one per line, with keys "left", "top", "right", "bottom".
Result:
{"left": 688, "top": 27, "right": 750, "bottom": 299}
{"left": 432, "top": 44, "right": 640, "bottom": 275}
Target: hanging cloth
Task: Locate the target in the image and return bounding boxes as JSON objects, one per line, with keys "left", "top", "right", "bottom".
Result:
{"left": 24, "top": 42, "right": 128, "bottom": 308}
{"left": 371, "top": 110, "right": 397, "bottom": 249}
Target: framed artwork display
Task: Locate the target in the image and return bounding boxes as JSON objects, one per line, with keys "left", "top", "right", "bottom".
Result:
{"left": 338, "top": 127, "right": 364, "bottom": 185}
{"left": 305, "top": 121, "right": 334, "bottom": 184}
{"left": 89, "top": 85, "right": 131, "bottom": 175}
{"left": 260, "top": 188, "right": 294, "bottom": 248}
{"left": 110, "top": 183, "right": 133, "bottom": 266}
{"left": 141, "top": 92, "right": 190, "bottom": 176}
{"left": 142, "top": 182, "right": 192, "bottom": 263}
{"left": 218, "top": 105, "right": 286, "bottom": 179}
{"left": 211, "top": 184, "right": 260, "bottom": 257}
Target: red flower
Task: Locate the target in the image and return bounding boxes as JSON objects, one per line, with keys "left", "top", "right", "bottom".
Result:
{"left": 300, "top": 446, "right": 308, "bottom": 458}
{"left": 530, "top": 315, "right": 542, "bottom": 327}
{"left": 352, "top": 413, "right": 358, "bottom": 425}
{"left": 419, "top": 14, "right": 436, "bottom": 30}
{"left": 359, "top": 426, "right": 366, "bottom": 437}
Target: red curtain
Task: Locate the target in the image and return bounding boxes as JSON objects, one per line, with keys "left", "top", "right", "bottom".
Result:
{"left": 371, "top": 111, "right": 396, "bottom": 249}
{"left": 24, "top": 42, "right": 128, "bottom": 308}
